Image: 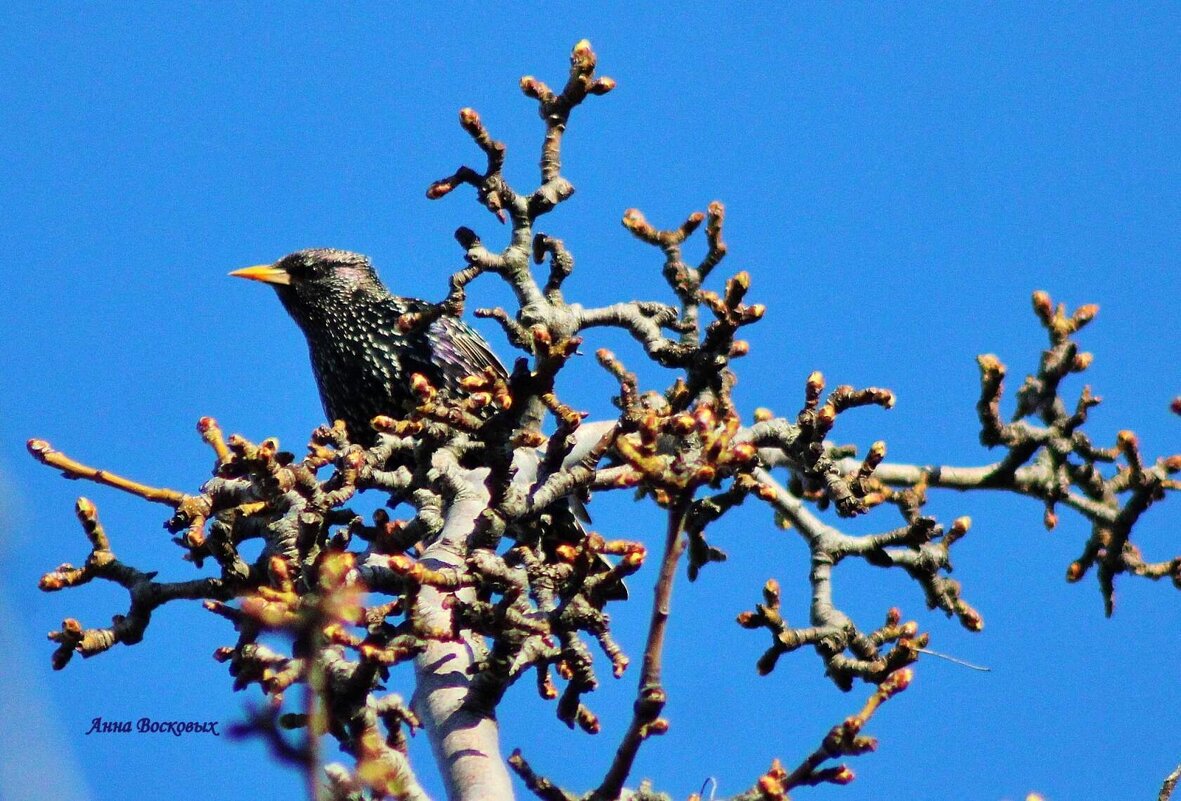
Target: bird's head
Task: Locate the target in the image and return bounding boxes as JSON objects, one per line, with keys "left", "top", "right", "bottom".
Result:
{"left": 231, "top": 248, "right": 385, "bottom": 327}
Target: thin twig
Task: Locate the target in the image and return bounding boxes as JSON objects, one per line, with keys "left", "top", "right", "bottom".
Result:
{"left": 1159, "top": 764, "right": 1181, "bottom": 801}
{"left": 595, "top": 498, "right": 688, "bottom": 800}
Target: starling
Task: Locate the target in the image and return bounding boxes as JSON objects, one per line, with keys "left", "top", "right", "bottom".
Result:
{"left": 230, "top": 248, "right": 505, "bottom": 443}
{"left": 231, "top": 247, "right": 626, "bottom": 600}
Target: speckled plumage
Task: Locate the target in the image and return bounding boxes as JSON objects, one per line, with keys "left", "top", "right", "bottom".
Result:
{"left": 263, "top": 248, "right": 505, "bottom": 442}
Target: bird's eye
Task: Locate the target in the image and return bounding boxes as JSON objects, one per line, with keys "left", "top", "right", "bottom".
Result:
{"left": 286, "top": 259, "right": 328, "bottom": 281}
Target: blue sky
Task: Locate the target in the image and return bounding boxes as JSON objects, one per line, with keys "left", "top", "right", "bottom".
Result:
{"left": 1, "top": 5, "right": 1178, "bottom": 801}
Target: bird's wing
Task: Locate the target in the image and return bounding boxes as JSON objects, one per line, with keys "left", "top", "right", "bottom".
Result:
{"left": 425, "top": 313, "right": 509, "bottom": 388}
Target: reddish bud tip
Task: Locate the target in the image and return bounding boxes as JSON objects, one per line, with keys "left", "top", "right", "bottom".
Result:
{"left": 886, "top": 667, "right": 914, "bottom": 693}
{"left": 815, "top": 404, "right": 837, "bottom": 427}
{"left": 387, "top": 554, "right": 414, "bottom": 573}
{"left": 693, "top": 405, "right": 717, "bottom": 432}
{"left": 589, "top": 77, "right": 616, "bottom": 95}
{"left": 410, "top": 373, "right": 433, "bottom": 394}
{"left": 458, "top": 107, "right": 480, "bottom": 128}
{"left": 977, "top": 354, "right": 1004, "bottom": 375}
{"left": 730, "top": 442, "right": 758, "bottom": 463}
{"left": 426, "top": 181, "right": 453, "bottom": 199}
{"left": 75, "top": 497, "right": 97, "bottom": 519}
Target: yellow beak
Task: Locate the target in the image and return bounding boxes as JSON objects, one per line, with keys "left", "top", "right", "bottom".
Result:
{"left": 229, "top": 264, "right": 292, "bottom": 286}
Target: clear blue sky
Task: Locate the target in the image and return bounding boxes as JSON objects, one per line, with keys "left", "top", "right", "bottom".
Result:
{"left": 1, "top": 5, "right": 1178, "bottom": 801}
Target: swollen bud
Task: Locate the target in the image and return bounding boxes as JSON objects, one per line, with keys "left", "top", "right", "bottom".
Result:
{"left": 269, "top": 556, "right": 292, "bottom": 585}
{"left": 815, "top": 404, "right": 838, "bottom": 429}
{"left": 960, "top": 607, "right": 984, "bottom": 632}
{"left": 410, "top": 373, "right": 436, "bottom": 399}
{"left": 589, "top": 77, "right": 616, "bottom": 95}
{"left": 1073, "top": 304, "right": 1099, "bottom": 325}
{"left": 531, "top": 325, "right": 552, "bottom": 346}
{"left": 832, "top": 766, "right": 855, "bottom": 785}
{"left": 729, "top": 442, "right": 758, "bottom": 463}
{"left": 976, "top": 354, "right": 1004, "bottom": 376}
{"left": 1031, "top": 290, "right": 1053, "bottom": 318}
{"left": 883, "top": 667, "right": 914, "bottom": 694}
{"left": 26, "top": 438, "right": 51, "bottom": 461}
{"left": 694, "top": 465, "right": 717, "bottom": 484}
{"left": 426, "top": 180, "right": 454, "bottom": 199}
{"left": 458, "top": 107, "right": 481, "bottom": 130}
{"left": 75, "top": 497, "right": 97, "bottom": 521}
{"left": 693, "top": 405, "right": 717, "bottom": 432}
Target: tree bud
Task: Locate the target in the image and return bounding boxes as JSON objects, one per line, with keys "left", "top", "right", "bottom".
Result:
{"left": 1031, "top": 290, "right": 1053, "bottom": 318}
{"left": 589, "top": 77, "right": 616, "bottom": 95}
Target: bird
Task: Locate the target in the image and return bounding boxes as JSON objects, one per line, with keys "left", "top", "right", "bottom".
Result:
{"left": 231, "top": 247, "right": 626, "bottom": 601}
{"left": 229, "top": 248, "right": 505, "bottom": 443}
